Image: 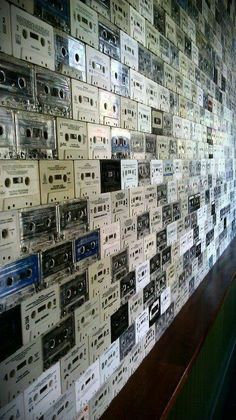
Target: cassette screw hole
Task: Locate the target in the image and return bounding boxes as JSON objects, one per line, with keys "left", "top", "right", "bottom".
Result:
{"left": 7, "top": 277, "right": 13, "bottom": 286}
{"left": 2, "top": 229, "right": 8, "bottom": 239}
{"left": 75, "top": 53, "right": 79, "bottom": 62}
{"left": 18, "top": 78, "right": 26, "bottom": 89}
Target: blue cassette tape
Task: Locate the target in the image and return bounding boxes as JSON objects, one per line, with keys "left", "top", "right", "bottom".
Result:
{"left": 34, "top": 0, "right": 70, "bottom": 32}
{"left": 75, "top": 230, "right": 100, "bottom": 267}
{"left": 0, "top": 254, "right": 40, "bottom": 299}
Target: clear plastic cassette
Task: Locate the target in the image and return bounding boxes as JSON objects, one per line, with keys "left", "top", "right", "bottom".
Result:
{"left": 111, "top": 128, "right": 130, "bottom": 159}
{"left": 74, "top": 230, "right": 100, "bottom": 270}
{"left": 99, "top": 16, "right": 120, "bottom": 61}
{"left": 0, "top": 54, "right": 35, "bottom": 111}
{"left": 111, "top": 0, "right": 130, "bottom": 33}
{"left": 0, "top": 160, "right": 40, "bottom": 211}
{"left": 0, "top": 394, "right": 24, "bottom": 420}
{"left": 121, "top": 159, "right": 138, "bottom": 189}
{"left": 138, "top": 103, "right": 151, "bottom": 134}
{"left": 60, "top": 340, "right": 89, "bottom": 393}
{"left": 39, "top": 160, "right": 74, "bottom": 204}
{"left": 88, "top": 320, "right": 111, "bottom": 362}
{"left": 58, "top": 199, "right": 88, "bottom": 240}
{"left": 40, "top": 241, "right": 74, "bottom": 283}
{"left": 35, "top": 67, "right": 71, "bottom": 117}
{"left": 159, "top": 34, "right": 170, "bottom": 64}
{"left": 130, "top": 6, "right": 146, "bottom": 45}
{"left": 130, "top": 131, "right": 145, "bottom": 160}
{"left": 56, "top": 117, "right": 88, "bottom": 160}
{"left": 0, "top": 210, "right": 20, "bottom": 266}
{"left": 72, "top": 79, "right": 99, "bottom": 123}
{"left": 74, "top": 159, "right": 101, "bottom": 199}
{"left": 86, "top": 45, "right": 110, "bottom": 90}
{"left": 0, "top": 1, "right": 12, "bottom": 55}
{"left": 110, "top": 59, "right": 130, "bottom": 97}
{"left": 0, "top": 107, "right": 16, "bottom": 159}
{"left": 42, "top": 388, "right": 76, "bottom": 420}
{"left": 120, "top": 97, "right": 138, "bottom": 130}
{"left": 120, "top": 31, "right": 139, "bottom": 70}
{"left": 99, "top": 90, "right": 120, "bottom": 127}
{"left": 74, "top": 297, "right": 100, "bottom": 342}
{"left": 75, "top": 360, "right": 100, "bottom": 414}
{"left": 89, "top": 193, "right": 111, "bottom": 229}
{"left": 34, "top": 0, "right": 70, "bottom": 32}
{"left": 55, "top": 30, "right": 86, "bottom": 81}
{"left": 70, "top": 0, "right": 98, "bottom": 49}
{"left": 15, "top": 111, "right": 56, "bottom": 159}
{"left": 120, "top": 216, "right": 137, "bottom": 248}
{"left": 87, "top": 123, "right": 111, "bottom": 159}
{"left": 59, "top": 271, "right": 89, "bottom": 316}
{"left": 90, "top": 0, "right": 111, "bottom": 19}
{"left": 119, "top": 323, "right": 136, "bottom": 360}
{"left": 130, "top": 69, "right": 146, "bottom": 104}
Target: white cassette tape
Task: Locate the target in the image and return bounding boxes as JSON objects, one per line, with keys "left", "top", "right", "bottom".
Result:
{"left": 120, "top": 97, "right": 138, "bottom": 130}
{"left": 129, "top": 186, "right": 145, "bottom": 216}
{"left": 130, "top": 132, "right": 145, "bottom": 160}
{"left": 144, "top": 233, "right": 156, "bottom": 260}
{"left": 111, "top": 189, "right": 129, "bottom": 222}
{"left": 60, "top": 340, "right": 89, "bottom": 393}
{"left": 24, "top": 363, "right": 61, "bottom": 420}
{"left": 0, "top": 211, "right": 20, "bottom": 267}
{"left": 159, "top": 33, "right": 170, "bottom": 64}
{"left": 135, "top": 308, "right": 149, "bottom": 342}
{"left": 99, "top": 90, "right": 120, "bottom": 127}
{"left": 89, "top": 192, "right": 112, "bottom": 229}
{"left": 167, "top": 221, "right": 177, "bottom": 246}
{"left": 111, "top": 0, "right": 130, "bottom": 33}
{"left": 130, "top": 6, "right": 146, "bottom": 45}
{"left": 130, "top": 69, "right": 146, "bottom": 104}
{"left": 144, "top": 185, "right": 157, "bottom": 210}
{"left": 140, "top": 0, "right": 153, "bottom": 23}
{"left": 0, "top": 107, "right": 16, "bottom": 159}
{"left": 128, "top": 290, "right": 143, "bottom": 324}
{"left": 75, "top": 297, "right": 100, "bottom": 342}
{"left": 138, "top": 104, "right": 151, "bottom": 133}
{"left": 173, "top": 115, "right": 183, "bottom": 138}
{"left": 145, "top": 20, "right": 159, "bottom": 54}
{"left": 0, "top": 160, "right": 40, "bottom": 211}
{"left": 120, "top": 31, "right": 139, "bottom": 70}
{"left": 129, "top": 341, "right": 144, "bottom": 374}
{"left": 70, "top": 0, "right": 98, "bottom": 48}
{"left": 110, "top": 59, "right": 130, "bottom": 97}
{"left": 120, "top": 216, "right": 137, "bottom": 248}
{"left": 143, "top": 325, "right": 155, "bottom": 355}
{"left": 86, "top": 46, "right": 110, "bottom": 90}
{"left": 167, "top": 180, "right": 178, "bottom": 203}
{"left": 56, "top": 118, "right": 88, "bottom": 160}
{"left": 43, "top": 388, "right": 76, "bottom": 420}
{"left": 150, "top": 206, "right": 163, "bottom": 233}
{"left": 0, "top": 1, "right": 12, "bottom": 55}
{"left": 109, "top": 357, "right": 129, "bottom": 398}
{"left": 39, "top": 160, "right": 74, "bottom": 204}
{"left": 136, "top": 260, "right": 150, "bottom": 292}
{"left": 150, "top": 159, "right": 163, "bottom": 184}
{"left": 146, "top": 79, "right": 159, "bottom": 109}
{"left": 160, "top": 286, "right": 171, "bottom": 314}
{"left": 88, "top": 256, "right": 111, "bottom": 298}
{"left": 121, "top": 159, "right": 138, "bottom": 189}
{"left": 75, "top": 360, "right": 100, "bottom": 413}
{"left": 72, "top": 79, "right": 99, "bottom": 123}
{"left": 0, "top": 338, "right": 43, "bottom": 407}
{"left": 0, "top": 394, "right": 24, "bottom": 420}
{"left": 129, "top": 239, "right": 144, "bottom": 270}
{"left": 21, "top": 284, "right": 60, "bottom": 345}
{"left": 88, "top": 321, "right": 111, "bottom": 363}
{"left": 100, "top": 339, "right": 120, "bottom": 383}
{"left": 87, "top": 124, "right": 111, "bottom": 159}
{"left": 74, "top": 159, "right": 100, "bottom": 199}
{"left": 100, "top": 283, "right": 120, "bottom": 321}
{"left": 11, "top": 5, "right": 54, "bottom": 70}
{"left": 165, "top": 13, "right": 176, "bottom": 44}
{"left": 173, "top": 159, "right": 182, "bottom": 180}
{"left": 164, "top": 62, "right": 175, "bottom": 91}
{"left": 89, "top": 381, "right": 111, "bottom": 420}
{"left": 100, "top": 221, "right": 121, "bottom": 257}
{"left": 159, "top": 86, "right": 170, "bottom": 112}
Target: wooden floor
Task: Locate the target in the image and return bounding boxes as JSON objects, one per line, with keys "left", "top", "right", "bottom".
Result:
{"left": 101, "top": 238, "right": 236, "bottom": 420}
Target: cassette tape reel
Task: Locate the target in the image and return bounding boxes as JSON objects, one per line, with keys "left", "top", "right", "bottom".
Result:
{"left": 0, "top": 210, "right": 20, "bottom": 266}
{"left": 74, "top": 159, "right": 101, "bottom": 199}
{"left": 55, "top": 30, "right": 86, "bottom": 81}
{"left": 72, "top": 79, "right": 99, "bottom": 123}
{"left": 99, "top": 16, "right": 120, "bottom": 61}
{"left": 87, "top": 123, "right": 111, "bottom": 159}
{"left": 86, "top": 45, "right": 110, "bottom": 90}
{"left": 110, "top": 59, "right": 130, "bottom": 97}
{"left": 0, "top": 107, "right": 16, "bottom": 159}
{"left": 0, "top": 160, "right": 40, "bottom": 211}
{"left": 70, "top": 0, "right": 99, "bottom": 49}
{"left": 59, "top": 271, "right": 89, "bottom": 316}
{"left": 75, "top": 230, "right": 100, "bottom": 270}
{"left": 0, "top": 54, "right": 35, "bottom": 111}
{"left": 39, "top": 160, "right": 74, "bottom": 204}
{"left": 58, "top": 199, "right": 88, "bottom": 239}
{"left": 56, "top": 118, "right": 88, "bottom": 160}
{"left": 41, "top": 241, "right": 74, "bottom": 283}
{"left": 11, "top": 5, "right": 55, "bottom": 70}
{"left": 15, "top": 111, "right": 57, "bottom": 159}
{"left": 35, "top": 67, "right": 71, "bottom": 117}
{"left": 34, "top": 0, "right": 70, "bottom": 33}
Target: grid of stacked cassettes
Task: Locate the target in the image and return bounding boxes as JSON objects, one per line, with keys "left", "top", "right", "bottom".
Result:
{"left": 0, "top": 0, "right": 236, "bottom": 419}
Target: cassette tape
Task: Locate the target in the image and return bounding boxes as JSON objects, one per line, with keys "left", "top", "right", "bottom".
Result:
{"left": 11, "top": 5, "right": 54, "bottom": 71}
{"left": 164, "top": 63, "right": 175, "bottom": 92}
{"left": 135, "top": 308, "right": 149, "bottom": 342}
{"left": 89, "top": 193, "right": 111, "bottom": 230}
{"left": 160, "top": 286, "right": 171, "bottom": 314}
{"left": 98, "top": 16, "right": 120, "bottom": 62}
{"left": 111, "top": 189, "right": 129, "bottom": 222}
{"left": 150, "top": 160, "right": 163, "bottom": 185}
{"left": 138, "top": 161, "right": 150, "bottom": 186}
{"left": 58, "top": 199, "right": 88, "bottom": 240}
{"left": 72, "top": 80, "right": 99, "bottom": 123}
{"left": 60, "top": 339, "right": 88, "bottom": 393}
{"left": 128, "top": 288, "right": 143, "bottom": 324}
{"left": 111, "top": 59, "right": 130, "bottom": 97}
{"left": 39, "top": 160, "right": 74, "bottom": 204}
{"left": 129, "top": 186, "right": 145, "bottom": 217}
{"left": 167, "top": 180, "right": 177, "bottom": 203}
{"left": 145, "top": 20, "right": 159, "bottom": 54}
{"left": 120, "top": 31, "right": 139, "bottom": 70}
{"left": 143, "top": 279, "right": 155, "bottom": 309}
{"left": 119, "top": 323, "right": 136, "bottom": 360}
{"left": 100, "top": 160, "right": 121, "bottom": 193}
{"left": 42, "top": 388, "right": 76, "bottom": 420}
{"left": 75, "top": 359, "right": 100, "bottom": 413}
{"left": 138, "top": 104, "right": 151, "bottom": 134}
{"left": 129, "top": 239, "right": 144, "bottom": 271}
{"left": 130, "top": 6, "right": 145, "bottom": 45}
{"left": 0, "top": 394, "right": 24, "bottom": 420}
{"left": 35, "top": 68, "right": 71, "bottom": 117}
{"left": 146, "top": 78, "right": 158, "bottom": 109}
{"left": 137, "top": 211, "right": 150, "bottom": 238}
{"left": 144, "top": 233, "right": 156, "bottom": 261}
{"left": 99, "top": 90, "right": 120, "bottom": 127}
{"left": 111, "top": 0, "right": 130, "bottom": 33}
{"left": 59, "top": 271, "right": 89, "bottom": 316}
{"left": 163, "top": 112, "right": 173, "bottom": 138}
{"left": 70, "top": 0, "right": 98, "bottom": 48}
{"left": 145, "top": 134, "right": 157, "bottom": 160}
{"left": 120, "top": 270, "right": 136, "bottom": 304}
{"left": 129, "top": 341, "right": 144, "bottom": 374}
{"left": 159, "top": 34, "right": 170, "bottom": 64}
{"left": 87, "top": 123, "right": 111, "bottom": 159}
{"left": 0, "top": 160, "right": 40, "bottom": 211}
{"left": 111, "top": 128, "right": 130, "bottom": 159}
{"left": 23, "top": 362, "right": 61, "bottom": 420}
{"left": 0, "top": 107, "right": 16, "bottom": 159}
{"left": 120, "top": 216, "right": 137, "bottom": 248}
{"left": 152, "top": 110, "right": 163, "bottom": 135}
{"left": 33, "top": 0, "right": 70, "bottom": 32}
{"left": 150, "top": 252, "right": 161, "bottom": 276}
{"left": 151, "top": 54, "right": 164, "bottom": 85}
{"left": 150, "top": 206, "right": 162, "bottom": 234}
{"left": 75, "top": 297, "right": 100, "bottom": 343}
{"left": 88, "top": 320, "right": 111, "bottom": 362}
{"left": 20, "top": 283, "right": 60, "bottom": 345}
{"left": 74, "top": 159, "right": 100, "bottom": 199}
{"left": 0, "top": 210, "right": 20, "bottom": 267}
{"left": 130, "top": 69, "right": 146, "bottom": 104}
{"left": 138, "top": 45, "right": 152, "bottom": 79}
{"left": 111, "top": 248, "right": 128, "bottom": 283}
{"left": 55, "top": 30, "right": 86, "bottom": 81}
{"left": 100, "top": 221, "right": 120, "bottom": 257}
{"left": 120, "top": 97, "right": 137, "bottom": 130}
{"left": 89, "top": 381, "right": 111, "bottom": 420}
{"left": 56, "top": 118, "right": 87, "bottom": 159}
{"left": 100, "top": 339, "right": 120, "bottom": 383}
{"left": 153, "top": 1, "right": 165, "bottom": 34}
{"left": 41, "top": 241, "right": 73, "bottom": 284}
{"left": 0, "top": 305, "right": 23, "bottom": 362}
{"left": 74, "top": 230, "right": 100, "bottom": 270}
{"left": 110, "top": 303, "right": 129, "bottom": 343}
{"left": 136, "top": 260, "right": 150, "bottom": 292}
{"left": 156, "top": 227, "right": 167, "bottom": 252}
{"left": 15, "top": 111, "right": 56, "bottom": 159}
{"left": 149, "top": 295, "right": 160, "bottom": 326}
{"left": 143, "top": 324, "right": 155, "bottom": 355}
{"left": 144, "top": 185, "right": 157, "bottom": 211}
{"left": 121, "top": 159, "right": 138, "bottom": 189}
{"left": 0, "top": 54, "right": 35, "bottom": 111}
{"left": 130, "top": 131, "right": 145, "bottom": 160}
{"left": 88, "top": 256, "right": 111, "bottom": 298}
{"left": 109, "top": 358, "right": 129, "bottom": 398}
{"left": 100, "top": 283, "right": 120, "bottom": 321}
{"left": 157, "top": 183, "right": 168, "bottom": 207}
{"left": 0, "top": 1, "right": 12, "bottom": 55}
{"left": 0, "top": 338, "right": 43, "bottom": 407}
{"left": 86, "top": 46, "right": 110, "bottom": 90}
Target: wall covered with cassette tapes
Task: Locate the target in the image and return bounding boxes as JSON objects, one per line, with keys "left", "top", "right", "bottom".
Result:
{"left": 0, "top": 0, "right": 236, "bottom": 418}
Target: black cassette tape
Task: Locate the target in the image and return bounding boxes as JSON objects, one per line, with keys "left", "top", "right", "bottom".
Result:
{"left": 119, "top": 323, "right": 136, "bottom": 361}
{"left": 155, "top": 271, "right": 167, "bottom": 295}
{"left": 99, "top": 16, "right": 120, "bottom": 61}
{"left": 110, "top": 302, "right": 129, "bottom": 343}
{"left": 188, "top": 193, "right": 200, "bottom": 213}
{"left": 35, "top": 67, "right": 71, "bottom": 118}
{"left": 138, "top": 45, "right": 152, "bottom": 78}
{"left": 60, "top": 271, "right": 89, "bottom": 316}
{"left": 143, "top": 280, "right": 155, "bottom": 309}
{"left": 100, "top": 160, "right": 121, "bottom": 193}
{"left": 0, "top": 107, "right": 16, "bottom": 159}
{"left": 74, "top": 230, "right": 100, "bottom": 267}
{"left": 58, "top": 200, "right": 88, "bottom": 238}
{"left": 162, "top": 246, "right": 171, "bottom": 267}
{"left": 157, "top": 183, "right": 168, "bottom": 206}
{"left": 34, "top": 0, "right": 70, "bottom": 32}
{"left": 151, "top": 54, "right": 164, "bottom": 85}
{"left": 55, "top": 30, "right": 86, "bottom": 81}
{"left": 42, "top": 315, "right": 75, "bottom": 369}
{"left": 137, "top": 211, "right": 150, "bottom": 239}
{"left": 111, "top": 248, "right": 128, "bottom": 283}
{"left": 145, "top": 134, "right": 157, "bottom": 159}
{"left": 149, "top": 296, "right": 160, "bottom": 326}
{"left": 0, "top": 305, "right": 22, "bottom": 362}
{"left": 162, "top": 204, "right": 173, "bottom": 227}
{"left": 120, "top": 271, "right": 136, "bottom": 304}
{"left": 150, "top": 252, "right": 161, "bottom": 275}
{"left": 138, "top": 161, "right": 151, "bottom": 186}
{"left": 0, "top": 54, "right": 35, "bottom": 111}
{"left": 156, "top": 228, "right": 167, "bottom": 252}
{"left": 153, "top": 2, "right": 165, "bottom": 35}
{"left": 41, "top": 241, "right": 74, "bottom": 281}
